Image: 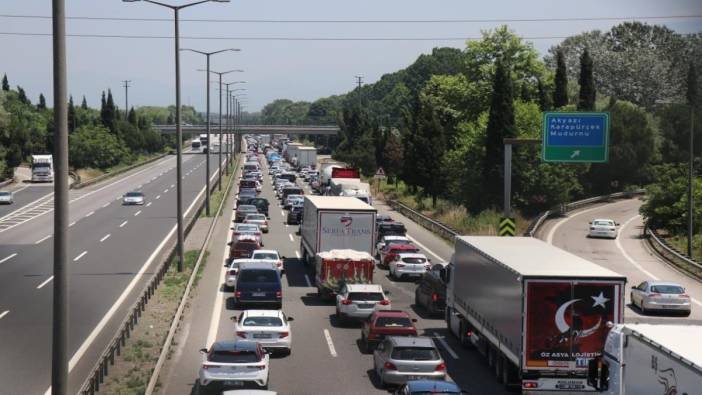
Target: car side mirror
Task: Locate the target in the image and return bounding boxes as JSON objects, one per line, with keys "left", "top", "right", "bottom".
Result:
{"left": 199, "top": 348, "right": 208, "bottom": 353}
{"left": 287, "top": 317, "right": 294, "bottom": 321}
{"left": 230, "top": 316, "right": 237, "bottom": 322}
{"left": 411, "top": 318, "right": 417, "bottom": 323}
{"left": 281, "top": 256, "right": 286, "bottom": 259}
{"left": 615, "top": 222, "right": 621, "bottom": 226}
{"left": 227, "top": 241, "right": 232, "bottom": 246}
{"left": 588, "top": 221, "right": 592, "bottom": 224}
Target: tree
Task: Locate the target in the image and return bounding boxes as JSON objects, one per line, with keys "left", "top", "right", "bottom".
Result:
{"left": 16, "top": 86, "right": 30, "bottom": 105}
{"left": 640, "top": 164, "right": 702, "bottom": 234}
{"left": 553, "top": 50, "right": 568, "bottom": 108}
{"left": 382, "top": 130, "right": 403, "bottom": 185}
{"left": 407, "top": 99, "right": 447, "bottom": 207}
{"left": 482, "top": 59, "right": 516, "bottom": 207}
{"left": 577, "top": 48, "right": 596, "bottom": 110}
{"left": 37, "top": 94, "right": 47, "bottom": 110}
{"left": 81, "top": 95, "right": 88, "bottom": 110}
{"left": 2, "top": 74, "right": 8, "bottom": 91}
{"left": 69, "top": 125, "right": 127, "bottom": 169}
{"left": 537, "top": 77, "right": 552, "bottom": 111}
{"left": 688, "top": 62, "right": 698, "bottom": 107}
{"left": 128, "top": 107, "right": 138, "bottom": 126}
{"left": 67, "top": 95, "right": 76, "bottom": 133}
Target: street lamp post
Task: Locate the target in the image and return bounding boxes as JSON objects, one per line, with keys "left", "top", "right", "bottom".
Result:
{"left": 123, "top": 0, "right": 230, "bottom": 272}
{"left": 220, "top": 81, "right": 246, "bottom": 170}
{"left": 232, "top": 95, "right": 247, "bottom": 154}
{"left": 182, "top": 48, "right": 239, "bottom": 215}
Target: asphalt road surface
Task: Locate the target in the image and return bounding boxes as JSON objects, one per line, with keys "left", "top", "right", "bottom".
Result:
{"left": 0, "top": 151, "right": 226, "bottom": 395}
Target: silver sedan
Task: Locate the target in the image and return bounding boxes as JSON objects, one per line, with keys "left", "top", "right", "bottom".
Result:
{"left": 0, "top": 191, "right": 13, "bottom": 204}
{"left": 373, "top": 336, "right": 446, "bottom": 387}
{"left": 630, "top": 280, "right": 691, "bottom": 316}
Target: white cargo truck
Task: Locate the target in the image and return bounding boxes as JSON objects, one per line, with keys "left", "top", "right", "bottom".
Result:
{"left": 296, "top": 146, "right": 317, "bottom": 169}
{"left": 587, "top": 323, "right": 702, "bottom": 395}
{"left": 445, "top": 236, "right": 626, "bottom": 393}
{"left": 300, "top": 196, "right": 376, "bottom": 266}
{"left": 329, "top": 177, "right": 372, "bottom": 205}
{"left": 31, "top": 154, "right": 54, "bottom": 182}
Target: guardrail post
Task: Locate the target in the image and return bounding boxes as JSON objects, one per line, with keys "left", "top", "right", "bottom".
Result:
{"left": 94, "top": 372, "right": 100, "bottom": 391}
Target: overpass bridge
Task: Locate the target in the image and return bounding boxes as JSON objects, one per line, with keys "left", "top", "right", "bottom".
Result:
{"left": 154, "top": 124, "right": 339, "bottom": 136}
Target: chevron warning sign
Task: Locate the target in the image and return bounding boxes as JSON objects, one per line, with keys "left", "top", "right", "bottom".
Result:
{"left": 499, "top": 217, "right": 516, "bottom": 237}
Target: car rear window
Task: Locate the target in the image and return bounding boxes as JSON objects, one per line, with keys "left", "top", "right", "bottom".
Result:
{"left": 238, "top": 206, "right": 258, "bottom": 212}
{"left": 402, "top": 257, "right": 427, "bottom": 264}
{"left": 375, "top": 317, "right": 412, "bottom": 328}
{"left": 348, "top": 292, "right": 384, "bottom": 301}
{"left": 125, "top": 192, "right": 143, "bottom": 197}
{"left": 236, "top": 242, "right": 258, "bottom": 252}
{"left": 242, "top": 317, "right": 283, "bottom": 327}
{"left": 210, "top": 350, "right": 260, "bottom": 364}
{"left": 247, "top": 215, "right": 266, "bottom": 221}
{"left": 240, "top": 180, "right": 256, "bottom": 188}
{"left": 391, "top": 347, "right": 439, "bottom": 361}
{"left": 237, "top": 225, "right": 258, "bottom": 231}
{"left": 650, "top": 285, "right": 685, "bottom": 294}
{"left": 593, "top": 220, "right": 614, "bottom": 226}
{"left": 253, "top": 252, "right": 278, "bottom": 260}
{"left": 391, "top": 247, "right": 418, "bottom": 254}
{"left": 239, "top": 269, "right": 278, "bottom": 283}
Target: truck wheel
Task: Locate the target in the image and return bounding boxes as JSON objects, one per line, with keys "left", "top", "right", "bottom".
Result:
{"left": 501, "top": 358, "right": 513, "bottom": 386}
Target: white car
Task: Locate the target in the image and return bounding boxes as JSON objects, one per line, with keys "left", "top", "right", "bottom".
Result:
{"left": 226, "top": 259, "right": 257, "bottom": 289}
{"left": 283, "top": 194, "right": 304, "bottom": 210}
{"left": 376, "top": 235, "right": 412, "bottom": 256}
{"left": 245, "top": 214, "right": 269, "bottom": 233}
{"left": 198, "top": 341, "right": 269, "bottom": 390}
{"left": 122, "top": 191, "right": 145, "bottom": 205}
{"left": 250, "top": 250, "right": 284, "bottom": 274}
{"left": 588, "top": 218, "right": 619, "bottom": 239}
{"left": 232, "top": 310, "right": 294, "bottom": 354}
{"left": 0, "top": 191, "right": 13, "bottom": 204}
{"left": 389, "top": 252, "right": 431, "bottom": 280}
{"left": 335, "top": 283, "right": 391, "bottom": 324}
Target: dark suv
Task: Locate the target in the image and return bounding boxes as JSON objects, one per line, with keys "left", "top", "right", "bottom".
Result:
{"left": 414, "top": 263, "right": 447, "bottom": 316}
{"left": 234, "top": 262, "right": 283, "bottom": 309}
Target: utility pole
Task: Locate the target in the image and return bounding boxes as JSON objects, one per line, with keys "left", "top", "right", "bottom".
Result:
{"left": 355, "top": 75, "right": 363, "bottom": 109}
{"left": 123, "top": 80, "right": 131, "bottom": 120}
{"left": 52, "top": 0, "right": 69, "bottom": 393}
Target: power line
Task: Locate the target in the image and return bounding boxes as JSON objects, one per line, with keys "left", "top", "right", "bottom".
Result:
{"left": 0, "top": 13, "right": 700, "bottom": 23}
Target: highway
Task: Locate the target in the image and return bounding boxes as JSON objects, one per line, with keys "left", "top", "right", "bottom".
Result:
{"left": 160, "top": 153, "right": 511, "bottom": 395}
{"left": 0, "top": 151, "right": 225, "bottom": 395}
{"left": 538, "top": 198, "right": 702, "bottom": 324}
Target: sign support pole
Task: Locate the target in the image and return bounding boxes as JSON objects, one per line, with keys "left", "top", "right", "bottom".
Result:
{"left": 503, "top": 143, "right": 512, "bottom": 218}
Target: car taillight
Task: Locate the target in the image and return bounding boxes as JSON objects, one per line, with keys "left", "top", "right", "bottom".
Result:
{"left": 435, "top": 362, "right": 446, "bottom": 371}
{"left": 424, "top": 263, "right": 431, "bottom": 269}
{"left": 279, "top": 331, "right": 289, "bottom": 338}
{"left": 228, "top": 269, "right": 238, "bottom": 276}
{"left": 277, "top": 260, "right": 282, "bottom": 268}
{"left": 276, "top": 291, "right": 282, "bottom": 299}
{"left": 248, "top": 365, "right": 266, "bottom": 370}
{"left": 431, "top": 293, "right": 439, "bottom": 302}
{"left": 609, "top": 227, "right": 616, "bottom": 231}
{"left": 466, "top": 329, "right": 473, "bottom": 337}
{"left": 202, "top": 364, "right": 219, "bottom": 370}
{"left": 379, "top": 300, "right": 390, "bottom": 306}
{"left": 397, "top": 263, "right": 405, "bottom": 267}
{"left": 367, "top": 332, "right": 379, "bottom": 339}
{"left": 590, "top": 227, "right": 595, "bottom": 230}
{"left": 236, "top": 331, "right": 247, "bottom": 338}
{"left": 680, "top": 293, "right": 690, "bottom": 298}
{"left": 341, "top": 299, "right": 353, "bottom": 305}
{"left": 235, "top": 291, "right": 241, "bottom": 297}
{"left": 523, "top": 381, "right": 539, "bottom": 389}
{"left": 383, "top": 362, "right": 397, "bottom": 370}
{"left": 649, "top": 293, "right": 661, "bottom": 298}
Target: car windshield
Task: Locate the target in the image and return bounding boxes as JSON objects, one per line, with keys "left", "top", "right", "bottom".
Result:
{"left": 237, "top": 225, "right": 258, "bottom": 231}
{"left": 239, "top": 269, "right": 278, "bottom": 283}
{"left": 348, "top": 292, "right": 384, "bottom": 301}
{"left": 125, "top": 192, "right": 142, "bottom": 197}
{"left": 209, "top": 350, "right": 260, "bottom": 364}
{"left": 386, "top": 239, "right": 410, "bottom": 245}
{"left": 247, "top": 215, "right": 266, "bottom": 221}
{"left": 375, "top": 317, "right": 412, "bottom": 328}
{"left": 593, "top": 220, "right": 614, "bottom": 226}
{"left": 650, "top": 285, "right": 685, "bottom": 294}
{"left": 235, "top": 242, "right": 258, "bottom": 252}
{"left": 391, "top": 347, "right": 439, "bottom": 361}
{"left": 392, "top": 247, "right": 418, "bottom": 254}
{"left": 242, "top": 316, "right": 283, "bottom": 327}
{"left": 253, "top": 252, "right": 278, "bottom": 260}
{"left": 238, "top": 206, "right": 257, "bottom": 212}
{"left": 410, "top": 391, "right": 459, "bottom": 395}
{"left": 0, "top": 192, "right": 10, "bottom": 196}
{"left": 402, "top": 257, "right": 427, "bottom": 264}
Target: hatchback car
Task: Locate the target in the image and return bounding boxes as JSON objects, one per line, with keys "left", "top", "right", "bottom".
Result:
{"left": 245, "top": 214, "right": 269, "bottom": 233}
{"left": 393, "top": 380, "right": 463, "bottom": 395}
{"left": 234, "top": 262, "right": 283, "bottom": 309}
{"left": 0, "top": 191, "right": 13, "bottom": 204}
{"left": 377, "top": 236, "right": 412, "bottom": 258}
{"left": 381, "top": 244, "right": 420, "bottom": 269}
{"left": 389, "top": 253, "right": 430, "bottom": 280}
{"left": 122, "top": 191, "right": 145, "bottom": 205}
{"left": 630, "top": 280, "right": 691, "bottom": 316}
{"left": 283, "top": 194, "right": 304, "bottom": 210}
{"left": 232, "top": 223, "right": 263, "bottom": 244}
{"left": 240, "top": 197, "right": 270, "bottom": 218}
{"left": 250, "top": 250, "right": 284, "bottom": 275}
{"left": 361, "top": 310, "right": 418, "bottom": 352}
{"left": 588, "top": 218, "right": 619, "bottom": 239}
{"left": 414, "top": 264, "right": 447, "bottom": 316}
{"left": 232, "top": 310, "right": 294, "bottom": 354}
{"left": 286, "top": 205, "right": 303, "bottom": 225}
{"left": 198, "top": 341, "right": 269, "bottom": 390}
{"left": 373, "top": 336, "right": 446, "bottom": 388}
{"left": 236, "top": 205, "right": 259, "bottom": 223}
{"left": 336, "top": 283, "right": 391, "bottom": 324}
{"left": 229, "top": 235, "right": 262, "bottom": 261}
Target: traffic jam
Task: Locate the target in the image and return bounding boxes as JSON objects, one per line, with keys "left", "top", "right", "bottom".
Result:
{"left": 200, "top": 134, "right": 699, "bottom": 395}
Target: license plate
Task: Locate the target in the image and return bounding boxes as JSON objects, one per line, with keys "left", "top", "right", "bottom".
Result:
{"left": 254, "top": 333, "right": 272, "bottom": 338}
{"left": 405, "top": 375, "right": 422, "bottom": 380}
{"left": 357, "top": 303, "right": 374, "bottom": 309}
{"left": 252, "top": 292, "right": 266, "bottom": 297}
{"left": 223, "top": 380, "right": 244, "bottom": 386}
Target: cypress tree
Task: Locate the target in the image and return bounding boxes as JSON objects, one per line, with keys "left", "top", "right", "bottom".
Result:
{"left": 128, "top": 107, "right": 138, "bottom": 126}
{"left": 483, "top": 59, "right": 516, "bottom": 207}
{"left": 100, "top": 91, "right": 107, "bottom": 125}
{"left": 553, "top": 50, "right": 568, "bottom": 108}
{"left": 17, "top": 86, "right": 31, "bottom": 105}
{"left": 687, "top": 61, "right": 697, "bottom": 107}
{"left": 2, "top": 74, "right": 8, "bottom": 91}
{"left": 537, "top": 77, "right": 551, "bottom": 111}
{"left": 578, "top": 48, "right": 596, "bottom": 111}
{"left": 68, "top": 95, "right": 76, "bottom": 133}
{"left": 37, "top": 94, "right": 47, "bottom": 110}
{"left": 81, "top": 95, "right": 88, "bottom": 110}
{"left": 413, "top": 101, "right": 446, "bottom": 207}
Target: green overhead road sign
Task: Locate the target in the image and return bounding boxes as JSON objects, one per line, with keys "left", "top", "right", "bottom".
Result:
{"left": 499, "top": 217, "right": 515, "bottom": 237}
{"left": 542, "top": 112, "right": 609, "bottom": 163}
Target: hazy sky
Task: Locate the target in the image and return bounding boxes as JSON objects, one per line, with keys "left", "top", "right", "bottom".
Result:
{"left": 1, "top": 0, "right": 701, "bottom": 112}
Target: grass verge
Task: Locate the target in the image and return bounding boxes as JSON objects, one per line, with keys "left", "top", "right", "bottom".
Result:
{"left": 206, "top": 160, "right": 237, "bottom": 218}
{"left": 100, "top": 249, "right": 208, "bottom": 395}
{"left": 667, "top": 233, "right": 702, "bottom": 262}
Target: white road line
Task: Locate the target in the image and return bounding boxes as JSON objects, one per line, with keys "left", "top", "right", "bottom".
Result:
{"left": 85, "top": 211, "right": 94, "bottom": 217}
{"left": 170, "top": 184, "right": 175, "bottom": 188}
{"left": 304, "top": 274, "right": 312, "bottom": 287}
{"left": 146, "top": 202, "right": 152, "bottom": 207}
{"left": 73, "top": 251, "right": 87, "bottom": 262}
{"left": 323, "top": 329, "right": 338, "bottom": 357}
{"left": 134, "top": 210, "right": 142, "bottom": 217}
{"left": 615, "top": 215, "right": 702, "bottom": 308}
{"left": 0, "top": 310, "right": 8, "bottom": 320}
{"left": 0, "top": 253, "right": 18, "bottom": 264}
{"left": 288, "top": 233, "right": 294, "bottom": 242}
{"left": 35, "top": 235, "right": 52, "bottom": 244}
{"left": 433, "top": 333, "right": 459, "bottom": 359}
{"left": 119, "top": 220, "right": 128, "bottom": 228}
{"left": 37, "top": 276, "right": 54, "bottom": 289}
{"left": 164, "top": 189, "right": 169, "bottom": 193}
{"left": 295, "top": 250, "right": 300, "bottom": 259}
{"left": 156, "top": 195, "right": 161, "bottom": 200}
{"left": 100, "top": 234, "right": 111, "bottom": 243}
{"left": 405, "top": 234, "right": 445, "bottom": 262}
{"left": 102, "top": 202, "right": 110, "bottom": 208}
{"left": 69, "top": 221, "right": 76, "bottom": 227}
{"left": 281, "top": 210, "right": 285, "bottom": 217}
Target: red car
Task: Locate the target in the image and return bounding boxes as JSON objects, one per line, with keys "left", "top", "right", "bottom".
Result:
{"left": 228, "top": 235, "right": 262, "bottom": 261}
{"left": 381, "top": 243, "right": 420, "bottom": 268}
{"left": 360, "top": 310, "right": 418, "bottom": 352}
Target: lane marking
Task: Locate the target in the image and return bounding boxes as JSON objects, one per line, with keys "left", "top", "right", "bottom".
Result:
{"left": 102, "top": 202, "right": 110, "bottom": 208}
{"left": 0, "top": 253, "right": 18, "bottom": 264}
{"left": 85, "top": 211, "right": 94, "bottom": 217}
{"left": 37, "top": 276, "right": 54, "bottom": 289}
{"left": 323, "top": 329, "right": 338, "bottom": 357}
{"left": 295, "top": 250, "right": 300, "bottom": 259}
{"left": 164, "top": 189, "right": 169, "bottom": 193}
{"left": 74, "top": 251, "right": 88, "bottom": 262}
{"left": 119, "top": 220, "right": 128, "bottom": 228}
{"left": 100, "top": 234, "right": 111, "bottom": 243}
{"left": 405, "top": 234, "right": 445, "bottom": 262}
{"left": 146, "top": 202, "right": 152, "bottom": 207}
{"left": 615, "top": 215, "right": 702, "bottom": 308}
{"left": 288, "top": 233, "right": 294, "bottom": 242}
{"left": 156, "top": 195, "right": 161, "bottom": 200}
{"left": 0, "top": 310, "right": 8, "bottom": 320}
{"left": 35, "top": 235, "right": 52, "bottom": 244}
{"left": 69, "top": 221, "right": 76, "bottom": 227}
{"left": 281, "top": 210, "right": 285, "bottom": 217}
{"left": 433, "top": 333, "right": 459, "bottom": 359}
{"left": 170, "top": 184, "right": 175, "bottom": 188}
{"left": 134, "top": 210, "right": 142, "bottom": 217}
{"left": 304, "top": 274, "right": 312, "bottom": 287}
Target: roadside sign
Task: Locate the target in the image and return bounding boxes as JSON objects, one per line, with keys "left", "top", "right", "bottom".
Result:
{"left": 499, "top": 217, "right": 515, "bottom": 237}
{"left": 542, "top": 112, "right": 609, "bottom": 163}
{"left": 374, "top": 167, "right": 386, "bottom": 179}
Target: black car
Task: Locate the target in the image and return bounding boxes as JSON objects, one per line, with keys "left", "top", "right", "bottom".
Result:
{"left": 241, "top": 197, "right": 270, "bottom": 217}
{"left": 376, "top": 222, "right": 407, "bottom": 241}
{"left": 414, "top": 263, "right": 447, "bottom": 316}
{"left": 234, "top": 262, "right": 282, "bottom": 309}
{"left": 286, "top": 205, "right": 303, "bottom": 225}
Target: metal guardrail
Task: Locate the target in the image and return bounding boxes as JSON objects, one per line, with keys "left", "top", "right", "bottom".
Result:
{"left": 645, "top": 227, "right": 702, "bottom": 279}
{"left": 0, "top": 178, "right": 14, "bottom": 188}
{"left": 77, "top": 155, "right": 234, "bottom": 395}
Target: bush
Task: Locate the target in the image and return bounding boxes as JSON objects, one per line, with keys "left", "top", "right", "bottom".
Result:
{"left": 69, "top": 125, "right": 128, "bottom": 169}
